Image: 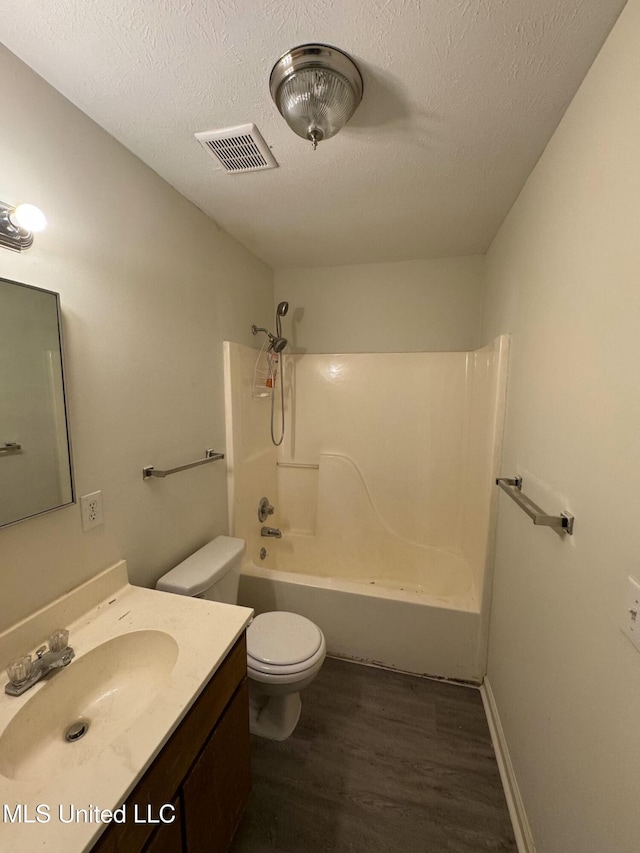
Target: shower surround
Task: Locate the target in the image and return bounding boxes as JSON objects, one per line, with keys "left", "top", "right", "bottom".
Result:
{"left": 224, "top": 338, "right": 508, "bottom": 681}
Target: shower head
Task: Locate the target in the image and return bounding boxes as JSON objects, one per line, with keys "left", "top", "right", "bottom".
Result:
{"left": 276, "top": 301, "right": 289, "bottom": 338}
{"left": 271, "top": 336, "right": 288, "bottom": 353}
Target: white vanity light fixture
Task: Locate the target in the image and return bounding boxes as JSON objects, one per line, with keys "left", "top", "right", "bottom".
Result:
{"left": 0, "top": 200, "right": 47, "bottom": 252}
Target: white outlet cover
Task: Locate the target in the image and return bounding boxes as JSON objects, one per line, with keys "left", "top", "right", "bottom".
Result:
{"left": 80, "top": 491, "right": 103, "bottom": 532}
{"left": 621, "top": 576, "right": 640, "bottom": 652}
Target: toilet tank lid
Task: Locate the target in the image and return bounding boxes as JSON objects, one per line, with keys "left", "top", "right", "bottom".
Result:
{"left": 156, "top": 536, "right": 246, "bottom": 597}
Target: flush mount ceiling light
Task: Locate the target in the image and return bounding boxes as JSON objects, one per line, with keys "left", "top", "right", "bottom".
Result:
{"left": 0, "top": 201, "right": 46, "bottom": 252}
{"left": 270, "top": 43, "right": 363, "bottom": 150}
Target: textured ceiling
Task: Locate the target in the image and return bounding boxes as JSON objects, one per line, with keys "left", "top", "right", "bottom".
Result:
{"left": 0, "top": 0, "right": 627, "bottom": 269}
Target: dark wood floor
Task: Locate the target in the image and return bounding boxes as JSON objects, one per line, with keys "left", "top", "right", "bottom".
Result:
{"left": 230, "top": 657, "right": 516, "bottom": 853}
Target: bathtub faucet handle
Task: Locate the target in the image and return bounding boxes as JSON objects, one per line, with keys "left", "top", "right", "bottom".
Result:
{"left": 258, "top": 497, "right": 275, "bottom": 522}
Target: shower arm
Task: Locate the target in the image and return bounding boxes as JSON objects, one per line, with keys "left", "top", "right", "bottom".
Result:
{"left": 251, "top": 324, "right": 287, "bottom": 353}
{"left": 252, "top": 325, "right": 276, "bottom": 345}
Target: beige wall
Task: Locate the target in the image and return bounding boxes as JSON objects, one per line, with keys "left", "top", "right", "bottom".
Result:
{"left": 0, "top": 46, "right": 273, "bottom": 633}
{"left": 482, "top": 0, "right": 640, "bottom": 850}
{"left": 275, "top": 256, "right": 484, "bottom": 353}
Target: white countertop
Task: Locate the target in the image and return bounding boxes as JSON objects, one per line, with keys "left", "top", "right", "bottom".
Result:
{"left": 0, "top": 561, "right": 253, "bottom": 852}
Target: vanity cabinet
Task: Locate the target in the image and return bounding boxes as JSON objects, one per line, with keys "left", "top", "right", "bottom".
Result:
{"left": 141, "top": 799, "right": 182, "bottom": 853}
{"left": 92, "top": 633, "right": 250, "bottom": 853}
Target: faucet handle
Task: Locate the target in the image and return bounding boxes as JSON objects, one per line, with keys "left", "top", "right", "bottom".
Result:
{"left": 48, "top": 628, "right": 69, "bottom": 652}
{"left": 6, "top": 655, "right": 32, "bottom": 686}
{"left": 258, "top": 496, "right": 275, "bottom": 522}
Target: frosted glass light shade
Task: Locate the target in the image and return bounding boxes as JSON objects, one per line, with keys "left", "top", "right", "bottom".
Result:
{"left": 270, "top": 44, "right": 363, "bottom": 148}
{"left": 279, "top": 68, "right": 357, "bottom": 144}
{"left": 12, "top": 203, "right": 46, "bottom": 232}
{"left": 0, "top": 199, "right": 47, "bottom": 251}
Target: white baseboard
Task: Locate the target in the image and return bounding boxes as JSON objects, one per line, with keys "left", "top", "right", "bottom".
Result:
{"left": 481, "top": 677, "right": 537, "bottom": 853}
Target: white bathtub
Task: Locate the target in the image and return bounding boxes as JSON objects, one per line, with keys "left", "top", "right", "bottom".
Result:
{"left": 274, "top": 532, "right": 477, "bottom": 607}
{"left": 225, "top": 340, "right": 509, "bottom": 685}
{"left": 238, "top": 561, "right": 485, "bottom": 683}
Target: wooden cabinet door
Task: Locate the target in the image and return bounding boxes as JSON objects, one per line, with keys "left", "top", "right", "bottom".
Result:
{"left": 182, "top": 679, "right": 251, "bottom": 853}
{"left": 142, "top": 798, "right": 183, "bottom": 853}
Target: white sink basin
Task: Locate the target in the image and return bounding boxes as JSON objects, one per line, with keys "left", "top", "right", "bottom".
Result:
{"left": 0, "top": 629, "right": 178, "bottom": 782}
{"left": 0, "top": 560, "right": 252, "bottom": 853}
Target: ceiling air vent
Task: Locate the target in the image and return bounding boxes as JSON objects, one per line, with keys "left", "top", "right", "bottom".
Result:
{"left": 195, "top": 123, "right": 278, "bottom": 173}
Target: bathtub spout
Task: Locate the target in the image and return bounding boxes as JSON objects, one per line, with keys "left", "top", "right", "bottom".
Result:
{"left": 261, "top": 526, "right": 282, "bottom": 539}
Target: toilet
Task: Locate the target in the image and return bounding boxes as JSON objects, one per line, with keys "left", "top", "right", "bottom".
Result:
{"left": 156, "top": 536, "right": 326, "bottom": 741}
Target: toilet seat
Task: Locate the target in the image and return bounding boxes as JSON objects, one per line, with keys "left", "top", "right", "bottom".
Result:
{"left": 247, "top": 611, "right": 325, "bottom": 677}
{"left": 247, "top": 640, "right": 326, "bottom": 677}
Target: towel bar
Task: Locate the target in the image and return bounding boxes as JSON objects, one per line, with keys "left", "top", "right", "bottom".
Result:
{"left": 143, "top": 448, "right": 224, "bottom": 480}
{"left": 0, "top": 442, "right": 21, "bottom": 454}
{"left": 496, "top": 475, "right": 574, "bottom": 535}
{"left": 276, "top": 461, "right": 319, "bottom": 469}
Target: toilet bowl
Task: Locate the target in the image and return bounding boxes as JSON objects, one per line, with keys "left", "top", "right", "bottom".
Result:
{"left": 246, "top": 611, "right": 326, "bottom": 740}
{"left": 155, "top": 536, "right": 325, "bottom": 741}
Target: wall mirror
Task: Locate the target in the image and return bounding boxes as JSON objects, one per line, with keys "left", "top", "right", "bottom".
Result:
{"left": 0, "top": 277, "right": 74, "bottom": 528}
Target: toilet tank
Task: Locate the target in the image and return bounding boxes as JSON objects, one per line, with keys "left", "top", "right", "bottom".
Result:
{"left": 156, "top": 536, "right": 246, "bottom": 603}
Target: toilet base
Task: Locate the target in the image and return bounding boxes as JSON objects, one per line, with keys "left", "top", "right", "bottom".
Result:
{"left": 249, "top": 686, "right": 302, "bottom": 741}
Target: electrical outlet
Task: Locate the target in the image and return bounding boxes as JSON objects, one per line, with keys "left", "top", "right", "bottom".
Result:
{"left": 80, "top": 491, "right": 103, "bottom": 531}
{"left": 621, "top": 576, "right": 640, "bottom": 652}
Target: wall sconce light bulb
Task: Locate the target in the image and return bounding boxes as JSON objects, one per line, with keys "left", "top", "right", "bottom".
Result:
{"left": 11, "top": 203, "right": 47, "bottom": 233}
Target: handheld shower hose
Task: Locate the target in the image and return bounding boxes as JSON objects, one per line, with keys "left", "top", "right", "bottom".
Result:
{"left": 251, "top": 302, "right": 290, "bottom": 445}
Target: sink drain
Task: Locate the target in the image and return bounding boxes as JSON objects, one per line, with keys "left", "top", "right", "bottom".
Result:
{"left": 65, "top": 721, "right": 89, "bottom": 743}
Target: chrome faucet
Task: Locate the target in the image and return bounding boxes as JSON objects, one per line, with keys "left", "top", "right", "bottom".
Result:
{"left": 261, "top": 526, "right": 282, "bottom": 539}
{"left": 4, "top": 629, "right": 75, "bottom": 696}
